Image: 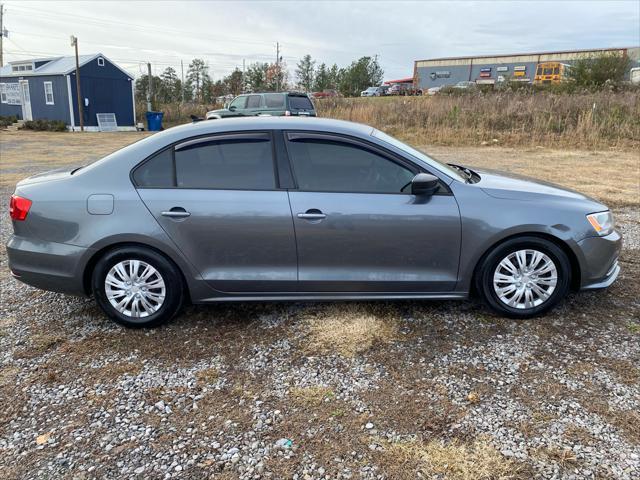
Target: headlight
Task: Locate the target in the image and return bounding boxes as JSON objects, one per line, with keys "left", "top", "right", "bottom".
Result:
{"left": 586, "top": 211, "right": 614, "bottom": 236}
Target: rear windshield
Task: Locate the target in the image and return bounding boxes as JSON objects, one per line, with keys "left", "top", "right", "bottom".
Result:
{"left": 289, "top": 95, "right": 313, "bottom": 110}
{"left": 264, "top": 93, "right": 285, "bottom": 108}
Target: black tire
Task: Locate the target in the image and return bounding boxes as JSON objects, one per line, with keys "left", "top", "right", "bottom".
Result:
{"left": 92, "top": 246, "right": 184, "bottom": 328}
{"left": 475, "top": 236, "right": 571, "bottom": 319}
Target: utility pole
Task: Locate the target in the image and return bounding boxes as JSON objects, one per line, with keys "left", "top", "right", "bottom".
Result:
{"left": 0, "top": 4, "right": 5, "bottom": 68}
{"left": 71, "top": 35, "right": 84, "bottom": 132}
{"left": 275, "top": 42, "right": 280, "bottom": 92}
{"left": 147, "top": 62, "right": 152, "bottom": 112}
{"left": 180, "top": 59, "right": 184, "bottom": 103}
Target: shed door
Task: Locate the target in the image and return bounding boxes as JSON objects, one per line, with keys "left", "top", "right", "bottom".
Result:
{"left": 19, "top": 81, "right": 32, "bottom": 121}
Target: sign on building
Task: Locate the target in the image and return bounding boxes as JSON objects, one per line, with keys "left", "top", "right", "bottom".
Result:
{"left": 5, "top": 83, "right": 22, "bottom": 105}
{"left": 497, "top": 66, "right": 509, "bottom": 72}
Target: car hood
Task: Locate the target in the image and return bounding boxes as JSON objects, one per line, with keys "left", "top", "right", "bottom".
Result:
{"left": 473, "top": 167, "right": 605, "bottom": 206}
{"left": 16, "top": 166, "right": 79, "bottom": 186}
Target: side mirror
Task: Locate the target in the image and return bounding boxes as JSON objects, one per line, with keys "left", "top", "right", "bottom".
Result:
{"left": 228, "top": 105, "right": 237, "bottom": 112}
{"left": 411, "top": 173, "right": 439, "bottom": 196}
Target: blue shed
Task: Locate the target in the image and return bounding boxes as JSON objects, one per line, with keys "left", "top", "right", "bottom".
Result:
{"left": 0, "top": 53, "right": 136, "bottom": 131}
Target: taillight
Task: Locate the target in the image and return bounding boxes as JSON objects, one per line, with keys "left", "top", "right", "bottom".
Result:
{"left": 9, "top": 195, "right": 32, "bottom": 221}
{"left": 284, "top": 110, "right": 291, "bottom": 116}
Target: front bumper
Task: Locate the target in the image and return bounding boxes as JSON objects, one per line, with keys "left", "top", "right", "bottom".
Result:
{"left": 6, "top": 235, "right": 92, "bottom": 296}
{"left": 577, "top": 230, "right": 622, "bottom": 290}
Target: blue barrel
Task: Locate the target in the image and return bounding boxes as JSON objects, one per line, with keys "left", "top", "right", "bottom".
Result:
{"left": 145, "top": 111, "right": 164, "bottom": 131}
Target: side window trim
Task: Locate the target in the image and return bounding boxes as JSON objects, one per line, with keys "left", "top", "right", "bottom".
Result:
{"left": 132, "top": 131, "right": 281, "bottom": 191}
{"left": 283, "top": 130, "right": 451, "bottom": 195}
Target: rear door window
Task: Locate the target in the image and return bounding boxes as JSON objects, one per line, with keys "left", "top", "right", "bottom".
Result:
{"left": 175, "top": 135, "right": 275, "bottom": 190}
{"left": 288, "top": 95, "right": 313, "bottom": 110}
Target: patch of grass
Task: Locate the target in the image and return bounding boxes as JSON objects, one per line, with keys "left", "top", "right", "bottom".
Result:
{"left": 534, "top": 446, "right": 579, "bottom": 470}
{"left": 628, "top": 322, "right": 640, "bottom": 334}
{"left": 195, "top": 367, "right": 219, "bottom": 385}
{"left": 302, "top": 303, "right": 400, "bottom": 357}
{"left": 384, "top": 437, "right": 528, "bottom": 480}
{"left": 290, "top": 386, "right": 335, "bottom": 407}
{"left": 15, "top": 333, "right": 65, "bottom": 359}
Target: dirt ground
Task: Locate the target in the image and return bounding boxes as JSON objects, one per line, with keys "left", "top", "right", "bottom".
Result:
{"left": 0, "top": 130, "right": 638, "bottom": 480}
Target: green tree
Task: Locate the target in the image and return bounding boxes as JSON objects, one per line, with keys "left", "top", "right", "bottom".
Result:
{"left": 134, "top": 75, "right": 162, "bottom": 104}
{"left": 245, "top": 62, "right": 268, "bottom": 92}
{"left": 295, "top": 54, "right": 315, "bottom": 92}
{"left": 158, "top": 67, "right": 181, "bottom": 103}
{"left": 339, "top": 56, "right": 383, "bottom": 97}
{"left": 224, "top": 68, "right": 244, "bottom": 96}
{"left": 185, "top": 58, "right": 212, "bottom": 102}
{"left": 328, "top": 63, "right": 343, "bottom": 90}
{"left": 568, "top": 52, "right": 631, "bottom": 88}
{"left": 314, "top": 63, "right": 330, "bottom": 91}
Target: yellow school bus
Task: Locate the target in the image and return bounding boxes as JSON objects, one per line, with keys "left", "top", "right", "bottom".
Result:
{"left": 534, "top": 62, "right": 571, "bottom": 84}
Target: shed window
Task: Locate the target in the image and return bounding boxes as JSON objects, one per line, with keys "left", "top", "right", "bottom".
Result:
{"left": 97, "top": 57, "right": 105, "bottom": 67}
{"left": 44, "top": 82, "right": 55, "bottom": 105}
{"left": 0, "top": 83, "right": 7, "bottom": 103}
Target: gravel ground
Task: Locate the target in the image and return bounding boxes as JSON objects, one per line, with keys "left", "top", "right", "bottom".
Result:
{"left": 0, "top": 134, "right": 638, "bottom": 479}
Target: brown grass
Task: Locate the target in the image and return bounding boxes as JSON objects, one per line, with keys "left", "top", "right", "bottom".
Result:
{"left": 317, "top": 91, "right": 640, "bottom": 149}
{"left": 384, "top": 437, "right": 528, "bottom": 480}
{"left": 301, "top": 303, "right": 400, "bottom": 357}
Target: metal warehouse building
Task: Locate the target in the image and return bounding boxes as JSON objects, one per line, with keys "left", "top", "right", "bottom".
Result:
{"left": 414, "top": 47, "right": 640, "bottom": 90}
{"left": 0, "top": 53, "right": 135, "bottom": 131}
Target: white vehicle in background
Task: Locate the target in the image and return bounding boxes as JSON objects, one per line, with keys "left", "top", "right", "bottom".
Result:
{"left": 631, "top": 67, "right": 640, "bottom": 85}
{"left": 360, "top": 86, "right": 385, "bottom": 97}
{"left": 453, "top": 81, "right": 476, "bottom": 89}
{"left": 427, "top": 86, "right": 443, "bottom": 95}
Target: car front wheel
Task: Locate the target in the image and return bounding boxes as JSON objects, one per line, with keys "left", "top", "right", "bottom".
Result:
{"left": 92, "top": 246, "right": 184, "bottom": 328}
{"left": 476, "top": 237, "right": 571, "bottom": 318}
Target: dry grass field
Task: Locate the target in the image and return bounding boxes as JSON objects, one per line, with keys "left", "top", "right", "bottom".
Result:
{"left": 0, "top": 129, "right": 638, "bottom": 479}
{"left": 317, "top": 91, "right": 640, "bottom": 150}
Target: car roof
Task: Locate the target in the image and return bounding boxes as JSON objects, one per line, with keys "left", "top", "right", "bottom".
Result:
{"left": 159, "top": 117, "right": 375, "bottom": 139}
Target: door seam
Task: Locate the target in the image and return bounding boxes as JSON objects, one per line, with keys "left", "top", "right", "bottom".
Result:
{"left": 285, "top": 190, "right": 300, "bottom": 283}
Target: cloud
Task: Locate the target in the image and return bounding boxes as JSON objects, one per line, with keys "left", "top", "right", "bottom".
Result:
{"left": 3, "top": 0, "right": 639, "bottom": 81}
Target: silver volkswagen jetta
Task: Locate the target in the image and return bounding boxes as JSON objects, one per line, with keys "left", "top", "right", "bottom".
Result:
{"left": 7, "top": 117, "right": 621, "bottom": 327}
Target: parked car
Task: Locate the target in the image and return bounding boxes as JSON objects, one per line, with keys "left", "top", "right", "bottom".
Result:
{"left": 453, "top": 81, "right": 476, "bottom": 89}
{"left": 311, "top": 89, "right": 341, "bottom": 99}
{"left": 388, "top": 83, "right": 421, "bottom": 96}
{"left": 7, "top": 117, "right": 621, "bottom": 327}
{"left": 206, "top": 92, "right": 315, "bottom": 119}
{"left": 427, "top": 86, "right": 443, "bottom": 95}
{"left": 360, "top": 86, "right": 385, "bottom": 97}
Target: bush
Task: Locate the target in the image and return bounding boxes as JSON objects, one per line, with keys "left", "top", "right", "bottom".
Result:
{"left": 568, "top": 52, "right": 631, "bottom": 88}
{"left": 19, "top": 119, "right": 67, "bottom": 132}
{"left": 0, "top": 115, "right": 18, "bottom": 128}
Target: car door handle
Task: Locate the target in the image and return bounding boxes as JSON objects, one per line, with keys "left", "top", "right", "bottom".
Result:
{"left": 161, "top": 208, "right": 191, "bottom": 218}
{"left": 297, "top": 209, "right": 326, "bottom": 220}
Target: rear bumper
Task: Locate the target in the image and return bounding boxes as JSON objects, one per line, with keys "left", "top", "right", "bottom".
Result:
{"left": 577, "top": 230, "right": 622, "bottom": 290}
{"left": 6, "top": 235, "right": 91, "bottom": 296}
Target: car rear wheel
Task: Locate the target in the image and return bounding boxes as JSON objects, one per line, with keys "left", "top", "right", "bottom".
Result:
{"left": 92, "top": 246, "right": 184, "bottom": 328}
{"left": 476, "top": 236, "right": 571, "bottom": 318}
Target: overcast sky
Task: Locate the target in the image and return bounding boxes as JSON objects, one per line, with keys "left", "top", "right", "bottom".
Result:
{"left": 3, "top": 0, "right": 639, "bottom": 81}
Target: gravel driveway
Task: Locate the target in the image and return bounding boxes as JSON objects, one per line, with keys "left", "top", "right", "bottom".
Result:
{"left": 0, "top": 132, "right": 638, "bottom": 479}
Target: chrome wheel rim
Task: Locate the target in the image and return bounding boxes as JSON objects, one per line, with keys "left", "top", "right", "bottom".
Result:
{"left": 493, "top": 249, "right": 557, "bottom": 310}
{"left": 105, "top": 260, "right": 166, "bottom": 318}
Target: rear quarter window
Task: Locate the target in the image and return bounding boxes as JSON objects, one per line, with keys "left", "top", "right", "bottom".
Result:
{"left": 288, "top": 95, "right": 313, "bottom": 110}
{"left": 133, "top": 149, "right": 174, "bottom": 187}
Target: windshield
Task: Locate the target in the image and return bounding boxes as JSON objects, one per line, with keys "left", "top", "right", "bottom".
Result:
{"left": 371, "top": 129, "right": 467, "bottom": 182}
{"left": 366, "top": 87, "right": 377, "bottom": 92}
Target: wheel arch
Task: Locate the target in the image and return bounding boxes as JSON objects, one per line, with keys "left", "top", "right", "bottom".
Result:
{"left": 82, "top": 241, "right": 191, "bottom": 300}
{"left": 470, "top": 232, "right": 582, "bottom": 295}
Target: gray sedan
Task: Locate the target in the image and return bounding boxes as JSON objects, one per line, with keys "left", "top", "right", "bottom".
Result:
{"left": 7, "top": 117, "right": 621, "bottom": 327}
